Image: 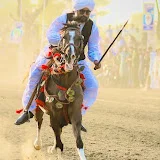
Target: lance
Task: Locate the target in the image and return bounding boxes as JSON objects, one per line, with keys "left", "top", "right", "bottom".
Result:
{"left": 94, "top": 20, "right": 129, "bottom": 70}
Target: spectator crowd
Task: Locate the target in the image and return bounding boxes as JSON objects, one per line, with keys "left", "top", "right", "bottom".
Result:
{"left": 98, "top": 23, "right": 160, "bottom": 89}
{"left": 0, "top": 10, "right": 160, "bottom": 90}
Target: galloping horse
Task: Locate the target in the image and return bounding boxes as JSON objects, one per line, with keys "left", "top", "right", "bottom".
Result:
{"left": 33, "top": 21, "right": 87, "bottom": 160}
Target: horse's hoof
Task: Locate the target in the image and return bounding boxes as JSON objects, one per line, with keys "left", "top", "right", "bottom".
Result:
{"left": 77, "top": 148, "right": 87, "bottom": 160}
{"left": 57, "top": 148, "right": 63, "bottom": 160}
{"left": 47, "top": 146, "right": 56, "bottom": 154}
{"left": 34, "top": 145, "right": 41, "bottom": 150}
{"left": 34, "top": 139, "right": 42, "bottom": 150}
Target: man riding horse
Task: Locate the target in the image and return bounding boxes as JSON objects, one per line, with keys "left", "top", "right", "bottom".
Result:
{"left": 15, "top": 0, "right": 101, "bottom": 129}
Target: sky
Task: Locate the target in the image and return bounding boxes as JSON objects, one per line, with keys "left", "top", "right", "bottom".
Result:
{"left": 96, "top": 0, "right": 157, "bottom": 25}
{"left": 0, "top": 0, "right": 159, "bottom": 26}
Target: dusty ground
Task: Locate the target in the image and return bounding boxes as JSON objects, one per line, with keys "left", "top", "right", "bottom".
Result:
{"left": 0, "top": 52, "right": 160, "bottom": 160}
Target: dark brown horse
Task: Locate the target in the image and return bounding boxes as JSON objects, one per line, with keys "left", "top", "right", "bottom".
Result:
{"left": 33, "top": 21, "right": 87, "bottom": 160}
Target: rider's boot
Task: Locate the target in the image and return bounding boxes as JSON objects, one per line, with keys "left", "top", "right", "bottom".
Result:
{"left": 14, "top": 111, "right": 34, "bottom": 125}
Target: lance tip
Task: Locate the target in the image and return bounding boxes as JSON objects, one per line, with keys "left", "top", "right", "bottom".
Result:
{"left": 124, "top": 19, "right": 129, "bottom": 27}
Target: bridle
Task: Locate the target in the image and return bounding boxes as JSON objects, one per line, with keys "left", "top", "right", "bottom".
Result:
{"left": 46, "top": 22, "right": 84, "bottom": 74}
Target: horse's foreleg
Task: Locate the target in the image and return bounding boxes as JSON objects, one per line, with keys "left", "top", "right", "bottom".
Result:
{"left": 34, "top": 108, "right": 44, "bottom": 150}
{"left": 71, "top": 115, "right": 86, "bottom": 160}
{"left": 55, "top": 131, "right": 63, "bottom": 160}
{"left": 48, "top": 115, "right": 63, "bottom": 160}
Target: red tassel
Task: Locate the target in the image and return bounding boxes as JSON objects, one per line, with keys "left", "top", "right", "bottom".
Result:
{"left": 36, "top": 106, "right": 41, "bottom": 112}
{"left": 40, "top": 86, "right": 44, "bottom": 92}
{"left": 53, "top": 53, "right": 61, "bottom": 58}
{"left": 59, "top": 64, "right": 65, "bottom": 69}
{"left": 81, "top": 104, "right": 88, "bottom": 110}
{"left": 16, "top": 108, "right": 23, "bottom": 114}
{"left": 48, "top": 51, "right": 52, "bottom": 57}
{"left": 45, "top": 48, "right": 52, "bottom": 57}
{"left": 81, "top": 104, "right": 84, "bottom": 108}
{"left": 80, "top": 73, "right": 85, "bottom": 79}
{"left": 84, "top": 106, "right": 88, "bottom": 110}
{"left": 41, "top": 65, "right": 49, "bottom": 70}
{"left": 36, "top": 99, "right": 45, "bottom": 107}
{"left": 42, "top": 76, "right": 47, "bottom": 80}
{"left": 49, "top": 68, "right": 53, "bottom": 72}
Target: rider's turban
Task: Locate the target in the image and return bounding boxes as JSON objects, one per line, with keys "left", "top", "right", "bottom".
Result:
{"left": 72, "top": 0, "right": 95, "bottom": 11}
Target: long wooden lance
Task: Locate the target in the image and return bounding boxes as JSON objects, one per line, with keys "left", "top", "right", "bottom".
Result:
{"left": 94, "top": 20, "right": 129, "bottom": 70}
{"left": 24, "top": 59, "right": 53, "bottom": 111}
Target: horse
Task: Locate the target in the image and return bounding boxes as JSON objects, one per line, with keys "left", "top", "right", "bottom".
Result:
{"left": 33, "top": 21, "right": 87, "bottom": 160}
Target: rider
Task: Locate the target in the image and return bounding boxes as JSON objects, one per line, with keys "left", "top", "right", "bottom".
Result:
{"left": 15, "top": 0, "right": 101, "bottom": 126}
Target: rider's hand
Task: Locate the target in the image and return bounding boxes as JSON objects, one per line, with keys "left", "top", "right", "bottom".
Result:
{"left": 94, "top": 60, "right": 101, "bottom": 70}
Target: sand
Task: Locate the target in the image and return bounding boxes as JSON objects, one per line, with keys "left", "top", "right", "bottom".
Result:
{"left": 0, "top": 51, "right": 160, "bottom": 160}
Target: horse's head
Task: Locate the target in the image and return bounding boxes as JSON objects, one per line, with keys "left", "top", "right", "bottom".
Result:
{"left": 56, "top": 21, "right": 83, "bottom": 72}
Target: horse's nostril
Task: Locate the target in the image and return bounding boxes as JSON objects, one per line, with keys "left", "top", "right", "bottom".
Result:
{"left": 65, "top": 63, "right": 73, "bottom": 71}
{"left": 71, "top": 55, "right": 75, "bottom": 59}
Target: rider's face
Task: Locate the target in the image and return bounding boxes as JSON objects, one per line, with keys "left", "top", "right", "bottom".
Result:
{"left": 75, "top": 7, "right": 91, "bottom": 23}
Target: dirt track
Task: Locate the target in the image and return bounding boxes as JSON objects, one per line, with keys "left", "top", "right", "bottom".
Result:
{"left": 0, "top": 85, "right": 160, "bottom": 160}
{"left": 0, "top": 52, "right": 160, "bottom": 160}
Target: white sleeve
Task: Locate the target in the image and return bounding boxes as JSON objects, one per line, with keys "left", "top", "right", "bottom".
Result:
{"left": 87, "top": 22, "right": 102, "bottom": 62}
{"left": 46, "top": 14, "right": 67, "bottom": 45}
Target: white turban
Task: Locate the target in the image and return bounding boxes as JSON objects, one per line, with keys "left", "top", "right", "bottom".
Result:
{"left": 72, "top": 0, "right": 95, "bottom": 11}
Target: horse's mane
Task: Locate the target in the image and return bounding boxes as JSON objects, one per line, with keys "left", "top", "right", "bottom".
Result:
{"left": 61, "top": 21, "right": 80, "bottom": 31}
